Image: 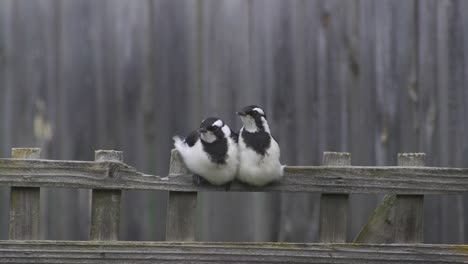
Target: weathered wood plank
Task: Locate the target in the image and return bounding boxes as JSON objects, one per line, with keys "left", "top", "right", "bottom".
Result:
{"left": 90, "top": 150, "right": 122, "bottom": 241}
{"left": 165, "top": 149, "right": 197, "bottom": 241}
{"left": 8, "top": 188, "right": 40, "bottom": 240}
{"left": 0, "top": 240, "right": 466, "bottom": 264}
{"left": 2, "top": 158, "right": 468, "bottom": 194}
{"left": 417, "top": 0, "right": 440, "bottom": 244}
{"left": 394, "top": 153, "right": 425, "bottom": 243}
{"left": 319, "top": 152, "right": 350, "bottom": 243}
{"left": 349, "top": 0, "right": 378, "bottom": 241}
{"left": 9, "top": 148, "right": 41, "bottom": 240}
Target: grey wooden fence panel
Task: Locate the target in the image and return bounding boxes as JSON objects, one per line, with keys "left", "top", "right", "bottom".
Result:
{"left": 348, "top": 0, "right": 380, "bottom": 242}
{"left": 450, "top": 0, "right": 467, "bottom": 244}
{"left": 281, "top": 0, "right": 321, "bottom": 243}
{"left": 1, "top": 0, "right": 468, "bottom": 243}
{"left": 460, "top": 0, "right": 468, "bottom": 243}
{"left": 150, "top": 0, "right": 199, "bottom": 241}
{"left": 418, "top": 0, "right": 439, "bottom": 244}
{"left": 435, "top": 0, "right": 451, "bottom": 244}
{"left": 0, "top": 0, "right": 13, "bottom": 240}
{"left": 109, "top": 0, "right": 159, "bottom": 241}
{"left": 2, "top": 0, "right": 56, "bottom": 241}
{"left": 51, "top": 0, "right": 102, "bottom": 240}
{"left": 434, "top": 0, "right": 466, "bottom": 244}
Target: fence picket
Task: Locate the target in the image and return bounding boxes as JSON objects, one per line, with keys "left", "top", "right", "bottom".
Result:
{"left": 90, "top": 150, "right": 122, "bottom": 240}
{"left": 9, "top": 148, "right": 41, "bottom": 240}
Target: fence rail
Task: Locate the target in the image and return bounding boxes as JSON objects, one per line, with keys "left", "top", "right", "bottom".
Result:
{"left": 1, "top": 148, "right": 467, "bottom": 263}
{"left": 0, "top": 158, "right": 468, "bottom": 194}
{"left": 0, "top": 241, "right": 467, "bottom": 264}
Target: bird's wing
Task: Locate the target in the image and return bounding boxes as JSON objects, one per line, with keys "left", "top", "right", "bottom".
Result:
{"left": 184, "top": 130, "right": 199, "bottom": 147}
{"left": 230, "top": 129, "right": 239, "bottom": 143}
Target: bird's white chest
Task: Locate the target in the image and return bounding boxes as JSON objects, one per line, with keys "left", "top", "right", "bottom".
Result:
{"left": 177, "top": 138, "right": 238, "bottom": 185}
{"left": 237, "top": 131, "right": 282, "bottom": 186}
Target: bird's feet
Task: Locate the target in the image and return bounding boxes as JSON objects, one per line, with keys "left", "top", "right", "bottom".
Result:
{"left": 192, "top": 174, "right": 209, "bottom": 185}
{"left": 224, "top": 181, "right": 232, "bottom": 191}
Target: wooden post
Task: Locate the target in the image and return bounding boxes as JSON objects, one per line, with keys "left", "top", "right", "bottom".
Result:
{"left": 319, "top": 152, "right": 350, "bottom": 243}
{"left": 9, "top": 148, "right": 41, "bottom": 240}
{"left": 394, "top": 153, "right": 425, "bottom": 243}
{"left": 165, "top": 149, "right": 197, "bottom": 241}
{"left": 90, "top": 150, "right": 122, "bottom": 240}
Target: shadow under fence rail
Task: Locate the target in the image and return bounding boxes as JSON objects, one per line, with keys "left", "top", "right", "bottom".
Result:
{"left": 0, "top": 147, "right": 467, "bottom": 263}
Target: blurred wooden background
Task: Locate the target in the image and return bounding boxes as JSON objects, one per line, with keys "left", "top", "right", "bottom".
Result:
{"left": 1, "top": 0, "right": 467, "bottom": 243}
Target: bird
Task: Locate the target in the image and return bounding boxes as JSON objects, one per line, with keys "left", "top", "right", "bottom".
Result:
{"left": 236, "top": 105, "right": 283, "bottom": 187}
{"left": 173, "top": 117, "right": 238, "bottom": 186}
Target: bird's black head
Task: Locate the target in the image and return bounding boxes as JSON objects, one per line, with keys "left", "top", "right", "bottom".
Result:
{"left": 198, "top": 117, "right": 226, "bottom": 143}
{"left": 236, "top": 105, "right": 269, "bottom": 133}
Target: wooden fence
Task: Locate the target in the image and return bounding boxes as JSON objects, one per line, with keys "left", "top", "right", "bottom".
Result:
{"left": 0, "top": 147, "right": 467, "bottom": 263}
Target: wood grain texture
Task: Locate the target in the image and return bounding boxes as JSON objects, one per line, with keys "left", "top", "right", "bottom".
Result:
{"left": 2, "top": 158, "right": 468, "bottom": 194}
{"left": 52, "top": 0, "right": 103, "bottom": 240}
{"left": 166, "top": 192, "right": 197, "bottom": 241}
{"left": 90, "top": 151, "right": 122, "bottom": 241}
{"left": 394, "top": 153, "right": 425, "bottom": 243}
{"left": 0, "top": 240, "right": 466, "bottom": 264}
{"left": 319, "top": 152, "right": 351, "bottom": 243}
{"left": 166, "top": 150, "right": 197, "bottom": 241}
{"left": 108, "top": 0, "right": 156, "bottom": 241}
{"left": 9, "top": 148, "right": 41, "bottom": 240}
{"left": 354, "top": 194, "right": 397, "bottom": 243}
{"left": 354, "top": 153, "right": 425, "bottom": 243}
{"left": 2, "top": 0, "right": 468, "bottom": 243}
{"left": 348, "top": 0, "right": 379, "bottom": 241}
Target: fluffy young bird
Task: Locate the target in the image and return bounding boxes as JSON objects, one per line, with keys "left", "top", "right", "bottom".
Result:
{"left": 173, "top": 117, "right": 238, "bottom": 185}
{"left": 236, "top": 105, "right": 283, "bottom": 186}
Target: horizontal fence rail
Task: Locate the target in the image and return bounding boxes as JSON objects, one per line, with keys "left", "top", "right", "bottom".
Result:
{"left": 0, "top": 241, "right": 467, "bottom": 264}
{"left": 1, "top": 148, "right": 468, "bottom": 264}
{"left": 0, "top": 158, "right": 468, "bottom": 194}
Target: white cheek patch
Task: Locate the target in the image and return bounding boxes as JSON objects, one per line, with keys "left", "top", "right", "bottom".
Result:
{"left": 241, "top": 116, "right": 258, "bottom": 132}
{"left": 253, "top": 107, "right": 265, "bottom": 116}
{"left": 200, "top": 132, "right": 217, "bottom": 143}
{"left": 213, "top": 119, "right": 223, "bottom": 127}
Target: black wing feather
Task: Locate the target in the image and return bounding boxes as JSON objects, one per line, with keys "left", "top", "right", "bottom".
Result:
{"left": 184, "top": 130, "right": 199, "bottom": 147}
{"left": 230, "top": 129, "right": 239, "bottom": 143}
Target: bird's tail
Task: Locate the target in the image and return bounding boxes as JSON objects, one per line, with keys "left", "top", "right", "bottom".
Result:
{"left": 173, "top": 136, "right": 185, "bottom": 152}
{"left": 280, "top": 164, "right": 286, "bottom": 177}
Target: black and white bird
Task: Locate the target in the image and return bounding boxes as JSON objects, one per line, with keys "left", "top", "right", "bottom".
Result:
{"left": 173, "top": 117, "right": 238, "bottom": 185}
{"left": 236, "top": 105, "right": 283, "bottom": 186}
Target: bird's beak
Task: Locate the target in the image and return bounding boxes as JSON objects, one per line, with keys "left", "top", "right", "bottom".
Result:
{"left": 198, "top": 127, "right": 207, "bottom": 133}
{"left": 236, "top": 111, "right": 246, "bottom": 116}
